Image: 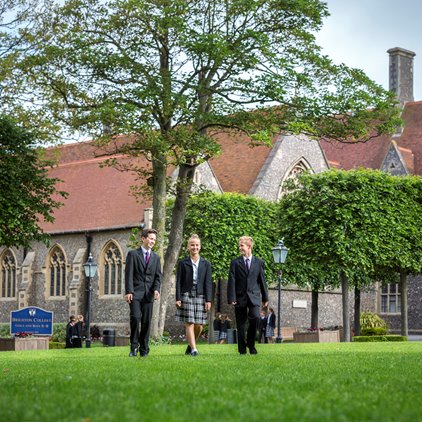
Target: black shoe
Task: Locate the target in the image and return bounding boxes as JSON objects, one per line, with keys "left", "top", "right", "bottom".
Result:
{"left": 129, "top": 348, "right": 138, "bottom": 357}
{"left": 139, "top": 351, "right": 149, "bottom": 357}
{"left": 185, "top": 345, "right": 192, "bottom": 355}
{"left": 249, "top": 347, "right": 258, "bottom": 355}
{"left": 239, "top": 350, "right": 247, "bottom": 355}
{"left": 190, "top": 350, "right": 199, "bottom": 357}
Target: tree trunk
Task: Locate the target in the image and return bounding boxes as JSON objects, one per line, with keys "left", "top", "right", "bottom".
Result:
{"left": 157, "top": 163, "right": 196, "bottom": 335}
{"left": 400, "top": 269, "right": 408, "bottom": 337}
{"left": 150, "top": 155, "right": 167, "bottom": 338}
{"left": 340, "top": 270, "right": 350, "bottom": 342}
{"left": 311, "top": 289, "right": 319, "bottom": 329}
{"left": 354, "top": 286, "right": 361, "bottom": 337}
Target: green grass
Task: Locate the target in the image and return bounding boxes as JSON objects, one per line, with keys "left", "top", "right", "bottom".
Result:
{"left": 1, "top": 342, "right": 422, "bottom": 421}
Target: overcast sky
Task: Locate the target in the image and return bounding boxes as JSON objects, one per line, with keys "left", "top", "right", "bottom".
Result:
{"left": 315, "top": 0, "right": 422, "bottom": 101}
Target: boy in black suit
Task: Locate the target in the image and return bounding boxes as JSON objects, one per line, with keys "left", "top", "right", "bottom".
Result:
{"left": 125, "top": 228, "right": 162, "bottom": 357}
{"left": 227, "top": 236, "right": 268, "bottom": 355}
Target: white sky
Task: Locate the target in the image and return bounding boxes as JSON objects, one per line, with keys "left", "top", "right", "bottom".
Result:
{"left": 315, "top": 0, "right": 422, "bottom": 101}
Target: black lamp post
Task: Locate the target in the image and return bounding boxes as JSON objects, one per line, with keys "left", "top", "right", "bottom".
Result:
{"left": 271, "top": 239, "right": 289, "bottom": 343}
{"left": 83, "top": 253, "right": 98, "bottom": 348}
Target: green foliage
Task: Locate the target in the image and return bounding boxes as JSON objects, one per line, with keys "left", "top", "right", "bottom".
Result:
{"left": 5, "top": 0, "right": 400, "bottom": 146}
{"left": 360, "top": 312, "right": 388, "bottom": 330}
{"left": 0, "top": 115, "right": 67, "bottom": 248}
{"left": 49, "top": 341, "right": 65, "bottom": 349}
{"left": 148, "top": 336, "right": 172, "bottom": 346}
{"left": 175, "top": 192, "right": 279, "bottom": 283}
{"left": 0, "top": 323, "right": 10, "bottom": 337}
{"left": 361, "top": 327, "right": 387, "bottom": 336}
{"left": 50, "top": 323, "right": 67, "bottom": 343}
{"left": 277, "top": 169, "right": 422, "bottom": 290}
{"left": 353, "top": 335, "right": 407, "bottom": 342}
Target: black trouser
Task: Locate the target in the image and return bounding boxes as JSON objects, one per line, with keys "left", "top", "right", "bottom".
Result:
{"left": 258, "top": 329, "right": 266, "bottom": 343}
{"left": 234, "top": 301, "right": 260, "bottom": 353}
{"left": 129, "top": 300, "right": 153, "bottom": 355}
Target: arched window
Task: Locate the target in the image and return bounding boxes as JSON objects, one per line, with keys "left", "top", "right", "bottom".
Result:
{"left": 277, "top": 158, "right": 312, "bottom": 198}
{"left": 49, "top": 246, "right": 67, "bottom": 297}
{"left": 101, "top": 242, "right": 123, "bottom": 296}
{"left": 1, "top": 250, "right": 16, "bottom": 298}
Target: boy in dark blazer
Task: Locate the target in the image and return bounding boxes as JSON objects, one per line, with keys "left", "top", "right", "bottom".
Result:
{"left": 125, "top": 228, "right": 162, "bottom": 357}
{"left": 227, "top": 236, "right": 268, "bottom": 355}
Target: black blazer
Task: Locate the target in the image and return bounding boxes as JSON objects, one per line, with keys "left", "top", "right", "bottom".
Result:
{"left": 124, "top": 248, "right": 162, "bottom": 302}
{"left": 267, "top": 313, "right": 276, "bottom": 329}
{"left": 227, "top": 256, "right": 268, "bottom": 307}
{"left": 258, "top": 317, "right": 267, "bottom": 331}
{"left": 175, "top": 256, "right": 212, "bottom": 302}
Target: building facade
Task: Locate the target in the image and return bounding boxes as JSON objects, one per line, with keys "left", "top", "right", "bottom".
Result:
{"left": 1, "top": 47, "right": 421, "bottom": 335}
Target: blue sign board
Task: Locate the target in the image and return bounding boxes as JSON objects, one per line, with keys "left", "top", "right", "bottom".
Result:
{"left": 10, "top": 307, "right": 53, "bottom": 336}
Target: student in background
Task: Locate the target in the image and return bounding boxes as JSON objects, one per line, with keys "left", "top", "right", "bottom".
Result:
{"left": 265, "top": 307, "right": 276, "bottom": 343}
{"left": 213, "top": 313, "right": 222, "bottom": 344}
{"left": 73, "top": 315, "right": 84, "bottom": 348}
{"left": 257, "top": 310, "right": 267, "bottom": 343}
{"left": 219, "top": 314, "right": 231, "bottom": 344}
{"left": 65, "top": 315, "right": 76, "bottom": 349}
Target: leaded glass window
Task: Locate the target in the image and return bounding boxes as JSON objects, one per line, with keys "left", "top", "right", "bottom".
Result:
{"left": 278, "top": 159, "right": 312, "bottom": 198}
{"left": 103, "top": 243, "right": 123, "bottom": 295}
{"left": 49, "top": 248, "right": 66, "bottom": 297}
{"left": 1, "top": 251, "right": 16, "bottom": 298}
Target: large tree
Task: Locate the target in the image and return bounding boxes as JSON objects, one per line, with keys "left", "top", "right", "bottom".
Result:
{"left": 277, "top": 169, "right": 422, "bottom": 341}
{"left": 0, "top": 115, "right": 66, "bottom": 248}
{"left": 7, "top": 0, "right": 401, "bottom": 335}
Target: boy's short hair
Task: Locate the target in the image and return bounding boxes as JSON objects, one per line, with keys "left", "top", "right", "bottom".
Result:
{"left": 141, "top": 228, "right": 158, "bottom": 238}
{"left": 239, "top": 236, "right": 254, "bottom": 248}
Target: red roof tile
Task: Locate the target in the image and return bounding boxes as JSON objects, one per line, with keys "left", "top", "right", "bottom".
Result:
{"left": 40, "top": 142, "right": 152, "bottom": 234}
{"left": 210, "top": 131, "right": 273, "bottom": 194}
{"left": 320, "top": 101, "right": 422, "bottom": 175}
{"left": 320, "top": 135, "right": 392, "bottom": 171}
{"left": 395, "top": 101, "right": 422, "bottom": 174}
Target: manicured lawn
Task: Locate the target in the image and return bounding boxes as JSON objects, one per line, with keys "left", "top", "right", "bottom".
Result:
{"left": 1, "top": 342, "right": 422, "bottom": 421}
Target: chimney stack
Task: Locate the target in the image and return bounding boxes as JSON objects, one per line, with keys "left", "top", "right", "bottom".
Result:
{"left": 388, "top": 47, "right": 416, "bottom": 104}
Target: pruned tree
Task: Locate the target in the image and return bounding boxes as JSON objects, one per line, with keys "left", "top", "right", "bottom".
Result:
{"left": 277, "top": 169, "right": 421, "bottom": 341}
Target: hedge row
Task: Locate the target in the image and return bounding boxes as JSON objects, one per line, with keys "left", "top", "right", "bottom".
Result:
{"left": 353, "top": 335, "right": 407, "bottom": 342}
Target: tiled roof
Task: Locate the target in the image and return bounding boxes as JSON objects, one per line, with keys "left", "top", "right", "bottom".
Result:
{"left": 40, "top": 141, "right": 151, "bottom": 234}
{"left": 41, "top": 101, "right": 422, "bottom": 234}
{"left": 209, "top": 131, "right": 273, "bottom": 194}
{"left": 396, "top": 101, "right": 422, "bottom": 175}
{"left": 320, "top": 101, "right": 422, "bottom": 175}
{"left": 320, "top": 135, "right": 392, "bottom": 171}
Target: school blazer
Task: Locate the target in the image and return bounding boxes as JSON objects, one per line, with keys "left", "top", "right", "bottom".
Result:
{"left": 227, "top": 256, "right": 268, "bottom": 307}
{"left": 124, "top": 248, "right": 162, "bottom": 302}
{"left": 175, "top": 257, "right": 213, "bottom": 302}
{"left": 267, "top": 313, "right": 276, "bottom": 329}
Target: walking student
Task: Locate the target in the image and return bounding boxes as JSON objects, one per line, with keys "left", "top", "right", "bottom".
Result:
{"left": 175, "top": 234, "right": 212, "bottom": 356}
{"left": 125, "top": 228, "right": 162, "bottom": 357}
{"left": 265, "top": 307, "right": 276, "bottom": 343}
{"left": 227, "top": 236, "right": 268, "bottom": 355}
